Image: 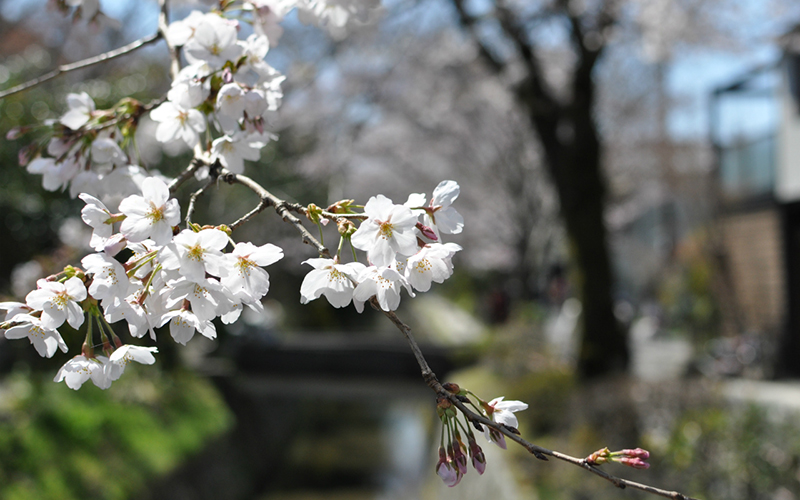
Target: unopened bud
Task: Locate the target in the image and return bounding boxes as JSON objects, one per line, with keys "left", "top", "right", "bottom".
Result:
{"left": 617, "top": 457, "right": 650, "bottom": 469}
{"left": 307, "top": 203, "right": 323, "bottom": 224}
{"left": 442, "top": 382, "right": 460, "bottom": 393}
{"left": 337, "top": 219, "right": 356, "bottom": 238}
{"left": 18, "top": 145, "right": 36, "bottom": 166}
{"left": 586, "top": 447, "right": 611, "bottom": 465}
{"left": 6, "top": 126, "right": 29, "bottom": 140}
{"left": 416, "top": 221, "right": 438, "bottom": 241}
{"left": 327, "top": 199, "right": 356, "bottom": 214}
{"left": 618, "top": 448, "right": 650, "bottom": 460}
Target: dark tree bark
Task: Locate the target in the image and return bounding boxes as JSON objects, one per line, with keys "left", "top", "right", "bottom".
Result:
{"left": 454, "top": 0, "right": 628, "bottom": 377}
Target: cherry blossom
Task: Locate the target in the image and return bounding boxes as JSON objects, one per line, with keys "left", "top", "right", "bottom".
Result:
{"left": 149, "top": 100, "right": 207, "bottom": 147}
{"left": 404, "top": 242, "right": 461, "bottom": 292}
{"left": 351, "top": 195, "right": 419, "bottom": 267}
{"left": 82, "top": 253, "right": 130, "bottom": 303}
{"left": 3, "top": 314, "right": 69, "bottom": 358}
{"left": 300, "top": 258, "right": 365, "bottom": 308}
{"left": 159, "top": 228, "right": 230, "bottom": 282}
{"left": 184, "top": 14, "right": 243, "bottom": 69}
{"left": 59, "top": 92, "right": 95, "bottom": 130}
{"left": 221, "top": 242, "right": 284, "bottom": 302}
{"left": 118, "top": 177, "right": 181, "bottom": 245}
{"left": 161, "top": 308, "right": 217, "bottom": 345}
{"left": 105, "top": 345, "right": 158, "bottom": 382}
{"left": 352, "top": 265, "right": 414, "bottom": 312}
{"left": 424, "top": 180, "right": 464, "bottom": 237}
{"left": 54, "top": 355, "right": 108, "bottom": 390}
{"left": 79, "top": 193, "right": 115, "bottom": 251}
{"left": 25, "top": 277, "right": 87, "bottom": 330}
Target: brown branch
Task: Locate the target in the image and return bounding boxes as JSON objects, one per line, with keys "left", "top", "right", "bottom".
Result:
{"left": 174, "top": 158, "right": 699, "bottom": 500}
{"left": 0, "top": 32, "right": 162, "bottom": 100}
{"left": 383, "top": 307, "right": 700, "bottom": 500}
{"left": 184, "top": 177, "right": 217, "bottom": 226}
{"left": 216, "top": 167, "right": 332, "bottom": 259}
{"left": 168, "top": 158, "right": 205, "bottom": 194}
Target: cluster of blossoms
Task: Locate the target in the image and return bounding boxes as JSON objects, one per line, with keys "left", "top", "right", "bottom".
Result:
{"left": 434, "top": 383, "right": 528, "bottom": 486}
{"left": 16, "top": 0, "right": 379, "bottom": 202}
{"left": 300, "top": 180, "right": 464, "bottom": 312}
{"left": 1, "top": 176, "right": 284, "bottom": 390}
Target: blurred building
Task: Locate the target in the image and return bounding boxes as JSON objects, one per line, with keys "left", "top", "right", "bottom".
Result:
{"left": 711, "top": 25, "right": 800, "bottom": 376}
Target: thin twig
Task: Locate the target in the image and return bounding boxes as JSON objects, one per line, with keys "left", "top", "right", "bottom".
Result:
{"left": 173, "top": 159, "right": 700, "bottom": 500}
{"left": 382, "top": 308, "right": 701, "bottom": 500}
{"left": 216, "top": 167, "right": 332, "bottom": 259}
{"left": 0, "top": 33, "right": 162, "bottom": 100}
{"left": 185, "top": 177, "right": 217, "bottom": 226}
{"left": 168, "top": 158, "right": 205, "bottom": 194}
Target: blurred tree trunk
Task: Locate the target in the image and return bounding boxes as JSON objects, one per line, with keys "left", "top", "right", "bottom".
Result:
{"left": 455, "top": 0, "right": 628, "bottom": 377}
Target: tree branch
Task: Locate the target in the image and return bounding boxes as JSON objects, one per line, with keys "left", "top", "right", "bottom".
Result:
{"left": 0, "top": 32, "right": 162, "bottom": 100}
{"left": 172, "top": 158, "right": 698, "bottom": 500}
{"left": 216, "top": 167, "right": 333, "bottom": 259}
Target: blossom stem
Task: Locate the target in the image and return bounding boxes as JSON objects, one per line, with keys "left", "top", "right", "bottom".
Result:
{"left": 336, "top": 236, "right": 345, "bottom": 259}
{"left": 127, "top": 250, "right": 159, "bottom": 278}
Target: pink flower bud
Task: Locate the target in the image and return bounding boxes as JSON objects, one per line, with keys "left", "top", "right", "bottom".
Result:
{"left": 435, "top": 446, "right": 461, "bottom": 487}
{"left": 452, "top": 442, "right": 468, "bottom": 475}
{"left": 620, "top": 448, "right": 650, "bottom": 460}
{"left": 469, "top": 439, "right": 486, "bottom": 475}
{"left": 415, "top": 221, "right": 438, "bottom": 241}
{"left": 6, "top": 126, "right": 27, "bottom": 140}
{"left": 222, "top": 68, "right": 234, "bottom": 84}
{"left": 618, "top": 457, "right": 650, "bottom": 469}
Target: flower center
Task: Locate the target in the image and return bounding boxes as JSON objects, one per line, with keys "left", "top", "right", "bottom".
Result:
{"left": 378, "top": 221, "right": 394, "bottom": 239}
{"left": 187, "top": 243, "right": 205, "bottom": 261}
{"left": 146, "top": 202, "right": 165, "bottom": 223}
{"left": 236, "top": 257, "right": 255, "bottom": 276}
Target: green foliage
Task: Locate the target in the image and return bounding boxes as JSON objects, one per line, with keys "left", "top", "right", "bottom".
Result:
{"left": 0, "top": 368, "right": 232, "bottom": 500}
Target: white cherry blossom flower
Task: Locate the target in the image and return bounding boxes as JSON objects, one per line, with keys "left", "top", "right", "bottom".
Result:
{"left": 165, "top": 10, "right": 207, "bottom": 46}
{"left": 150, "top": 100, "right": 207, "bottom": 147}
{"left": 4, "top": 314, "right": 68, "bottom": 358}
{"left": 25, "top": 277, "right": 87, "bottom": 330}
{"left": 221, "top": 242, "right": 283, "bottom": 302}
{"left": 54, "top": 355, "right": 108, "bottom": 390}
{"left": 211, "top": 134, "right": 268, "bottom": 173}
{"left": 300, "top": 258, "right": 365, "bottom": 308}
{"left": 81, "top": 253, "right": 130, "bottom": 303}
{"left": 482, "top": 396, "right": 528, "bottom": 448}
{"left": 105, "top": 345, "right": 158, "bottom": 382}
{"left": 91, "top": 137, "right": 126, "bottom": 167}
{"left": 119, "top": 177, "right": 181, "bottom": 245}
{"left": 351, "top": 195, "right": 419, "bottom": 267}
{"left": 79, "top": 193, "right": 117, "bottom": 251}
{"left": 184, "top": 15, "right": 243, "bottom": 69}
{"left": 159, "top": 228, "right": 230, "bottom": 282}
{"left": 59, "top": 92, "right": 95, "bottom": 130}
{"left": 0, "top": 301, "right": 31, "bottom": 321}
{"left": 27, "top": 156, "right": 81, "bottom": 192}
{"left": 161, "top": 309, "right": 216, "bottom": 345}
{"left": 103, "top": 291, "right": 161, "bottom": 340}
{"left": 426, "top": 180, "right": 464, "bottom": 236}
{"left": 163, "top": 276, "right": 225, "bottom": 323}
{"left": 404, "top": 243, "right": 461, "bottom": 292}
{"left": 168, "top": 79, "right": 211, "bottom": 110}
{"left": 352, "top": 265, "right": 414, "bottom": 312}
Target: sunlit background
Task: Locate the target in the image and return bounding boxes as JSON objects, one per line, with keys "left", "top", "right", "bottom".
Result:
{"left": 2, "top": 0, "right": 800, "bottom": 498}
